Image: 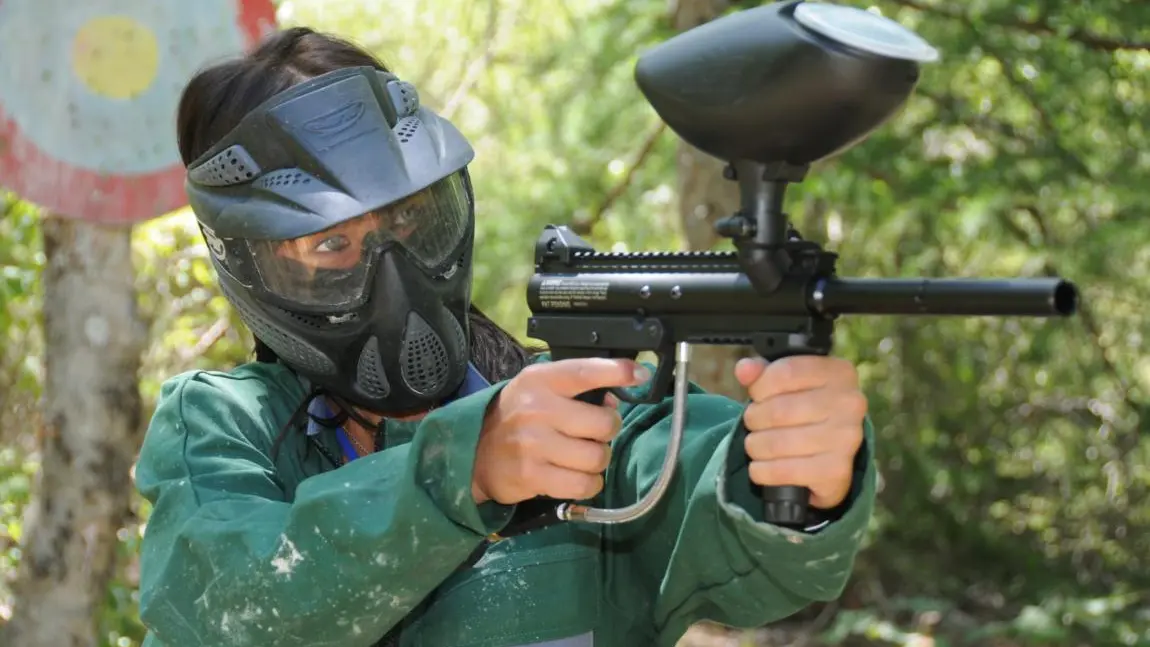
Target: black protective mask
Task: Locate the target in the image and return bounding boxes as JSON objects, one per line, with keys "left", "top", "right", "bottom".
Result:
{"left": 185, "top": 66, "right": 479, "bottom": 414}
{"left": 216, "top": 201, "right": 475, "bottom": 414}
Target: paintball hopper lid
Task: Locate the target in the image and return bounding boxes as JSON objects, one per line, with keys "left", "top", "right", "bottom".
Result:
{"left": 792, "top": 3, "right": 939, "bottom": 63}
{"left": 635, "top": 0, "right": 940, "bottom": 167}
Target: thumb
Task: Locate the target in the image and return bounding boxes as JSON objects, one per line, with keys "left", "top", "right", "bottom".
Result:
{"left": 734, "top": 356, "right": 768, "bottom": 388}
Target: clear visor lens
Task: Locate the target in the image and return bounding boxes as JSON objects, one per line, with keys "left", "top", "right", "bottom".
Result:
{"left": 249, "top": 173, "right": 470, "bottom": 308}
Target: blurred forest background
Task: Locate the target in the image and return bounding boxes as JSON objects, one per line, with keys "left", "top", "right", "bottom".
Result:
{"left": 0, "top": 0, "right": 1147, "bottom": 645}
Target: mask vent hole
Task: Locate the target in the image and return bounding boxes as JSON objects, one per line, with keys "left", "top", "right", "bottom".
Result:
{"left": 396, "top": 116, "right": 420, "bottom": 144}
{"left": 274, "top": 307, "right": 329, "bottom": 330}
{"left": 400, "top": 312, "right": 450, "bottom": 396}
{"left": 255, "top": 169, "right": 315, "bottom": 189}
{"left": 188, "top": 145, "right": 262, "bottom": 187}
{"left": 356, "top": 336, "right": 391, "bottom": 398}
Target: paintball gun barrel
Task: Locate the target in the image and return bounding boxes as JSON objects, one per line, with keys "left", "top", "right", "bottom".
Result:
{"left": 496, "top": 0, "right": 1079, "bottom": 538}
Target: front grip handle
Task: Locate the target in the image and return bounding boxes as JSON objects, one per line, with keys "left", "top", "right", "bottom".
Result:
{"left": 753, "top": 341, "right": 832, "bottom": 528}
{"left": 752, "top": 443, "right": 811, "bottom": 526}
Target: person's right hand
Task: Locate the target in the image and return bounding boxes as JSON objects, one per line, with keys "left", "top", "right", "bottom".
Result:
{"left": 471, "top": 358, "right": 650, "bottom": 505}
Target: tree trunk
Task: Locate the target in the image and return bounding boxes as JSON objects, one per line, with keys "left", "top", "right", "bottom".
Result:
{"left": 1, "top": 217, "right": 145, "bottom": 647}
{"left": 670, "top": 0, "right": 749, "bottom": 400}
{"left": 669, "top": 0, "right": 729, "bottom": 30}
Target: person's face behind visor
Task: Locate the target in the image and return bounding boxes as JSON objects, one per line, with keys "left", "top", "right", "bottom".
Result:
{"left": 280, "top": 209, "right": 410, "bottom": 271}
{"left": 247, "top": 173, "right": 470, "bottom": 310}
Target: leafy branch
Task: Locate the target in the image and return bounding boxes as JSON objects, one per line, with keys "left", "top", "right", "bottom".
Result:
{"left": 1005, "top": 203, "right": 1146, "bottom": 431}
{"left": 909, "top": 45, "right": 1143, "bottom": 426}
{"left": 886, "top": 0, "right": 1150, "bottom": 53}
{"left": 976, "top": 34, "right": 1144, "bottom": 427}
{"left": 441, "top": 0, "right": 504, "bottom": 120}
{"left": 571, "top": 121, "right": 667, "bottom": 235}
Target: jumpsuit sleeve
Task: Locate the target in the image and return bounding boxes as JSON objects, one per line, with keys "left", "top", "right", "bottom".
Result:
{"left": 603, "top": 383, "right": 877, "bottom": 645}
{"left": 134, "top": 371, "right": 514, "bottom": 647}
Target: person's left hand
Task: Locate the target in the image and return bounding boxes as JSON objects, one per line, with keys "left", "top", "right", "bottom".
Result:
{"left": 735, "top": 355, "right": 867, "bottom": 510}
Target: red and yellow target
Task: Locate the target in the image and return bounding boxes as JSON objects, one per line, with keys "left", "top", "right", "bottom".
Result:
{"left": 0, "top": 0, "right": 277, "bottom": 224}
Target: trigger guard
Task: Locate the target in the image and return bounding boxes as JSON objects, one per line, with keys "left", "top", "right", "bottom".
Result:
{"left": 609, "top": 385, "right": 648, "bottom": 405}
{"left": 610, "top": 350, "right": 676, "bottom": 405}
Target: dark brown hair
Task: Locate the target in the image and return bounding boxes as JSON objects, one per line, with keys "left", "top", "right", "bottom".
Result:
{"left": 176, "top": 27, "right": 538, "bottom": 387}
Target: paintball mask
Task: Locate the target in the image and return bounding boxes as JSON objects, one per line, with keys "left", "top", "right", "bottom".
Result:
{"left": 184, "top": 66, "right": 477, "bottom": 415}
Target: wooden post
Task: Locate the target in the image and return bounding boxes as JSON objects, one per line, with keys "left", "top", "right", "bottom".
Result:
{"left": 0, "top": 216, "right": 145, "bottom": 647}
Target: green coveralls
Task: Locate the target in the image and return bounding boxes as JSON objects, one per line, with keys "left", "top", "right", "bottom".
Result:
{"left": 135, "top": 359, "right": 877, "bottom": 646}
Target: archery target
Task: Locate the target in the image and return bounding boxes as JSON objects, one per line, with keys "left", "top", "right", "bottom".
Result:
{"left": 0, "top": 0, "right": 276, "bottom": 223}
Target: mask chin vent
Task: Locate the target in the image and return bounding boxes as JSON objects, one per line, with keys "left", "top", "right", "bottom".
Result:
{"left": 356, "top": 336, "right": 391, "bottom": 398}
{"left": 400, "top": 312, "right": 451, "bottom": 396}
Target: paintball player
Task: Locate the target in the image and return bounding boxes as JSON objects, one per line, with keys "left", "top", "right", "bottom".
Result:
{"left": 134, "top": 26, "right": 876, "bottom": 647}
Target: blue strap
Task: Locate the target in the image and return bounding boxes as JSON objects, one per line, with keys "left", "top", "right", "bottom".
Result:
{"left": 335, "top": 428, "right": 362, "bottom": 461}
{"left": 309, "top": 398, "right": 362, "bottom": 461}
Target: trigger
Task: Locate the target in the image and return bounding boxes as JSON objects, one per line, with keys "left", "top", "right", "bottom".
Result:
{"left": 611, "top": 349, "right": 675, "bottom": 405}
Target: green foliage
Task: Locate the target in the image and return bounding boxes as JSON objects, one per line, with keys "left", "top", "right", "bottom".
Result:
{"left": 0, "top": 193, "right": 44, "bottom": 625}
{"left": 0, "top": 194, "right": 44, "bottom": 426}
{"left": 1, "top": 0, "right": 1146, "bottom": 645}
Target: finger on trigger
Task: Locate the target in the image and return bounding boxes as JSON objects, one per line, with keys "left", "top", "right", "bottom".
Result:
{"left": 547, "top": 357, "right": 651, "bottom": 398}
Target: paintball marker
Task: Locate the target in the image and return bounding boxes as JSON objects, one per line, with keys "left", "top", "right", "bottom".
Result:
{"left": 497, "top": 0, "right": 1079, "bottom": 537}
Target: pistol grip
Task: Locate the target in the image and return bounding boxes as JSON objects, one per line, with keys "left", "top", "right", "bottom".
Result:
{"left": 491, "top": 388, "right": 611, "bottom": 540}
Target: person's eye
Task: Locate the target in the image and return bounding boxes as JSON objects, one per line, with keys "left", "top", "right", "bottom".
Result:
{"left": 314, "top": 235, "right": 350, "bottom": 253}
{"left": 385, "top": 210, "right": 409, "bottom": 227}
{"left": 392, "top": 207, "right": 423, "bottom": 231}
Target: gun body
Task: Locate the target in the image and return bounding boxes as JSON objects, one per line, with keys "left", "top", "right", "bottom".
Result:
{"left": 518, "top": 225, "right": 1076, "bottom": 531}
{"left": 493, "top": 0, "right": 1079, "bottom": 538}
{"left": 527, "top": 229, "right": 1074, "bottom": 366}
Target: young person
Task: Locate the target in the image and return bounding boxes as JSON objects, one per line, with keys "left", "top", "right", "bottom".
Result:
{"left": 134, "top": 27, "right": 876, "bottom": 647}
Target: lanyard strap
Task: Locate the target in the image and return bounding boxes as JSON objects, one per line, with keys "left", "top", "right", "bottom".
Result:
{"left": 335, "top": 428, "right": 362, "bottom": 461}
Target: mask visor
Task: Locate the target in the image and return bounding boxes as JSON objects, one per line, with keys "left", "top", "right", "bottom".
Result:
{"left": 248, "top": 172, "right": 471, "bottom": 309}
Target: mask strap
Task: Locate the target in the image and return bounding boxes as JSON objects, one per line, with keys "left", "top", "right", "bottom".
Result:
{"left": 326, "top": 394, "right": 383, "bottom": 431}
